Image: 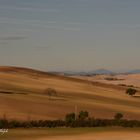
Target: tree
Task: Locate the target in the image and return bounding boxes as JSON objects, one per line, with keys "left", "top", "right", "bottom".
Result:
{"left": 65, "top": 113, "right": 76, "bottom": 123}
{"left": 78, "top": 111, "right": 89, "bottom": 120}
{"left": 126, "top": 88, "right": 137, "bottom": 96}
{"left": 114, "top": 113, "right": 123, "bottom": 120}
{"left": 44, "top": 88, "right": 57, "bottom": 99}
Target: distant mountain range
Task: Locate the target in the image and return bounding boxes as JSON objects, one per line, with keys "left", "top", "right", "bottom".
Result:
{"left": 90, "top": 69, "right": 113, "bottom": 75}
{"left": 127, "top": 69, "right": 140, "bottom": 74}
{"left": 50, "top": 69, "right": 140, "bottom": 76}
{"left": 0, "top": 66, "right": 140, "bottom": 76}
{"left": 50, "top": 69, "right": 114, "bottom": 76}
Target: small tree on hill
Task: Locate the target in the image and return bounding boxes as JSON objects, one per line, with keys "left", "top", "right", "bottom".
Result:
{"left": 126, "top": 88, "right": 137, "bottom": 96}
{"left": 44, "top": 88, "right": 57, "bottom": 99}
{"left": 114, "top": 113, "right": 123, "bottom": 120}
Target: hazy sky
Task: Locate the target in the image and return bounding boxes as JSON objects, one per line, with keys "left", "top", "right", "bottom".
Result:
{"left": 0, "top": 0, "right": 140, "bottom": 72}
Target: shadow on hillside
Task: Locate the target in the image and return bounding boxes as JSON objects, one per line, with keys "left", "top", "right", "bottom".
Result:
{"left": 0, "top": 91, "right": 14, "bottom": 94}
{"left": 0, "top": 91, "right": 28, "bottom": 95}
{"left": 133, "top": 95, "right": 140, "bottom": 98}
{"left": 49, "top": 98, "right": 68, "bottom": 101}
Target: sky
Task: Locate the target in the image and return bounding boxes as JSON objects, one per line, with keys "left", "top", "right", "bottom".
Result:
{"left": 0, "top": 0, "right": 140, "bottom": 72}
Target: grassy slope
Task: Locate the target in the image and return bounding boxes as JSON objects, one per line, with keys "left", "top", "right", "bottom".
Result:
{"left": 0, "top": 66, "right": 140, "bottom": 120}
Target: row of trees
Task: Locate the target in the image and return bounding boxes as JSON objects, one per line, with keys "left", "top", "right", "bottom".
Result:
{"left": 0, "top": 111, "right": 140, "bottom": 128}
{"left": 65, "top": 111, "right": 89, "bottom": 123}
{"left": 65, "top": 111, "right": 123, "bottom": 123}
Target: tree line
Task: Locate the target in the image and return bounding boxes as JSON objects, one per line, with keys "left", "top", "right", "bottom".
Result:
{"left": 0, "top": 111, "right": 140, "bottom": 128}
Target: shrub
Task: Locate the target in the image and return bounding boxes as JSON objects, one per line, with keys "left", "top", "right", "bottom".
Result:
{"left": 126, "top": 88, "right": 137, "bottom": 96}
{"left": 114, "top": 113, "right": 123, "bottom": 120}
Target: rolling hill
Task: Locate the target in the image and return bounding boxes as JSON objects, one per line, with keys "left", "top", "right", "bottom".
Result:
{"left": 0, "top": 66, "right": 140, "bottom": 121}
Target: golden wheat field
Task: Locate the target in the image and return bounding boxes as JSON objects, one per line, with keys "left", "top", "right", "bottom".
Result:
{"left": 0, "top": 66, "right": 140, "bottom": 120}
